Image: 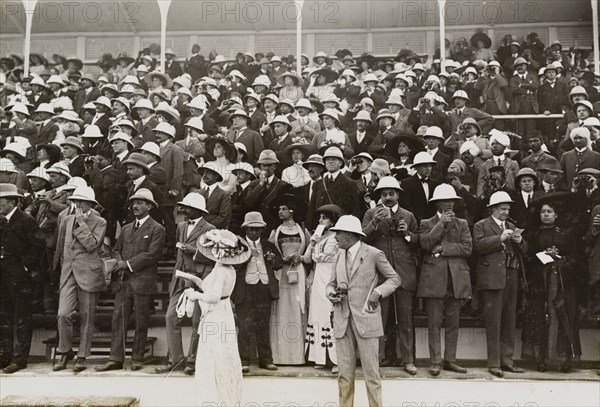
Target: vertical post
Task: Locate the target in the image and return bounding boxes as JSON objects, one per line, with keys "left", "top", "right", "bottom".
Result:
{"left": 592, "top": 0, "right": 599, "bottom": 75}
{"left": 157, "top": 0, "right": 172, "bottom": 72}
{"left": 437, "top": 0, "right": 447, "bottom": 71}
{"left": 295, "top": 0, "right": 305, "bottom": 72}
{"left": 22, "top": 0, "right": 39, "bottom": 77}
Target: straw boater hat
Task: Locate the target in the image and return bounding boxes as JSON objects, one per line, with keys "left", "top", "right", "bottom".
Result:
{"left": 197, "top": 229, "right": 251, "bottom": 265}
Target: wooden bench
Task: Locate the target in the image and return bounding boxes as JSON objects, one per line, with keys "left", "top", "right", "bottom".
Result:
{"left": 41, "top": 335, "right": 157, "bottom": 362}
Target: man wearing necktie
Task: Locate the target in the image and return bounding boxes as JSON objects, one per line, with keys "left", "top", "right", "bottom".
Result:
{"left": 538, "top": 63, "right": 569, "bottom": 138}
{"left": 155, "top": 193, "right": 216, "bottom": 375}
{"left": 473, "top": 191, "right": 527, "bottom": 378}
{"left": 95, "top": 189, "right": 165, "bottom": 372}
{"left": 508, "top": 57, "right": 539, "bottom": 137}
{"left": 362, "top": 177, "right": 420, "bottom": 375}
{"left": 326, "top": 215, "right": 400, "bottom": 407}
{"left": 477, "top": 131, "right": 520, "bottom": 198}
{"left": 400, "top": 152, "right": 441, "bottom": 223}
{"left": 560, "top": 127, "right": 600, "bottom": 188}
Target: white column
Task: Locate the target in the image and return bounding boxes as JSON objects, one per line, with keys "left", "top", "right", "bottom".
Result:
{"left": 22, "top": 0, "right": 39, "bottom": 77}
{"left": 157, "top": 0, "right": 172, "bottom": 72}
{"left": 295, "top": 0, "right": 305, "bottom": 72}
{"left": 437, "top": 0, "right": 447, "bottom": 70}
{"left": 592, "top": 0, "right": 599, "bottom": 75}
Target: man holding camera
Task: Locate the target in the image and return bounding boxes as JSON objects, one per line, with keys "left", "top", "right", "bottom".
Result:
{"left": 362, "top": 177, "right": 420, "bottom": 374}
{"left": 474, "top": 61, "right": 508, "bottom": 127}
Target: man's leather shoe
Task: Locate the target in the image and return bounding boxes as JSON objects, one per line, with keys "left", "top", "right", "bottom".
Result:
{"left": 154, "top": 361, "right": 184, "bottom": 374}
{"left": 241, "top": 365, "right": 249, "bottom": 373}
{"left": 131, "top": 361, "right": 142, "bottom": 371}
{"left": 489, "top": 367, "right": 503, "bottom": 377}
{"left": 260, "top": 363, "right": 278, "bottom": 371}
{"left": 428, "top": 364, "right": 441, "bottom": 376}
{"left": 3, "top": 363, "right": 26, "bottom": 374}
{"left": 443, "top": 361, "right": 467, "bottom": 374}
{"left": 73, "top": 358, "right": 87, "bottom": 372}
{"left": 183, "top": 363, "right": 195, "bottom": 376}
{"left": 404, "top": 363, "right": 418, "bottom": 375}
{"left": 379, "top": 358, "right": 399, "bottom": 367}
{"left": 94, "top": 361, "right": 123, "bottom": 372}
{"left": 0, "top": 360, "right": 11, "bottom": 370}
{"left": 53, "top": 350, "right": 75, "bottom": 371}
{"left": 501, "top": 364, "right": 524, "bottom": 373}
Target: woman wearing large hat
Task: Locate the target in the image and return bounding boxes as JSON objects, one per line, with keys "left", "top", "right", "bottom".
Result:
{"left": 278, "top": 72, "right": 304, "bottom": 104}
{"left": 302, "top": 203, "right": 343, "bottom": 373}
{"left": 184, "top": 229, "right": 250, "bottom": 405}
{"left": 280, "top": 143, "right": 315, "bottom": 188}
{"left": 268, "top": 194, "right": 311, "bottom": 366}
{"left": 385, "top": 133, "right": 426, "bottom": 177}
{"left": 144, "top": 71, "right": 173, "bottom": 96}
{"left": 306, "top": 68, "right": 338, "bottom": 101}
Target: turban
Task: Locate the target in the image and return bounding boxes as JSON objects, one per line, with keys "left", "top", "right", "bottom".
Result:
{"left": 459, "top": 140, "right": 481, "bottom": 157}
{"left": 489, "top": 129, "right": 511, "bottom": 147}
{"left": 570, "top": 127, "right": 591, "bottom": 146}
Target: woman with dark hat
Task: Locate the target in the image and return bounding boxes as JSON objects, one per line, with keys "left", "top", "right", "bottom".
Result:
{"left": 36, "top": 143, "right": 62, "bottom": 169}
{"left": 280, "top": 143, "right": 315, "bottom": 188}
{"left": 302, "top": 204, "right": 343, "bottom": 373}
{"left": 268, "top": 193, "right": 311, "bottom": 365}
{"left": 521, "top": 192, "right": 581, "bottom": 373}
{"left": 306, "top": 68, "right": 337, "bottom": 101}
{"left": 385, "top": 133, "right": 425, "bottom": 178}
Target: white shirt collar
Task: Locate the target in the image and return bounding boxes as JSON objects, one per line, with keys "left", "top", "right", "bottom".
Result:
{"left": 575, "top": 147, "right": 588, "bottom": 153}
{"left": 347, "top": 241, "right": 361, "bottom": 261}
{"left": 69, "top": 155, "right": 79, "bottom": 164}
{"left": 55, "top": 184, "right": 69, "bottom": 194}
{"left": 133, "top": 175, "right": 146, "bottom": 189}
{"left": 5, "top": 207, "right": 17, "bottom": 221}
{"left": 327, "top": 170, "right": 341, "bottom": 181}
{"left": 493, "top": 154, "right": 506, "bottom": 162}
{"left": 427, "top": 147, "right": 438, "bottom": 156}
{"left": 147, "top": 161, "right": 156, "bottom": 168}
{"left": 117, "top": 150, "right": 128, "bottom": 161}
{"left": 207, "top": 183, "right": 218, "bottom": 194}
{"left": 135, "top": 214, "right": 150, "bottom": 227}
{"left": 246, "top": 236, "right": 261, "bottom": 246}
{"left": 278, "top": 133, "right": 289, "bottom": 142}
{"left": 491, "top": 215, "right": 505, "bottom": 228}
{"left": 159, "top": 140, "right": 170, "bottom": 148}
{"left": 240, "top": 180, "right": 251, "bottom": 190}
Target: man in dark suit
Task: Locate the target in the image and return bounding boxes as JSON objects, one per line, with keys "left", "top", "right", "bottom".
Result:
{"left": 197, "top": 162, "right": 232, "bottom": 229}
{"left": 423, "top": 126, "right": 451, "bottom": 181}
{"left": 509, "top": 57, "right": 539, "bottom": 137}
{"left": 74, "top": 74, "right": 101, "bottom": 115}
{"left": 34, "top": 104, "right": 59, "bottom": 145}
{"left": 225, "top": 109, "right": 264, "bottom": 163}
{"left": 348, "top": 111, "right": 376, "bottom": 155}
{"left": 133, "top": 100, "right": 159, "bottom": 143}
{"left": 294, "top": 154, "right": 325, "bottom": 207}
{"left": 230, "top": 163, "right": 256, "bottom": 236}
{"left": 186, "top": 44, "right": 206, "bottom": 82}
{"left": 509, "top": 168, "right": 542, "bottom": 229}
{"left": 88, "top": 150, "right": 126, "bottom": 244}
{"left": 0, "top": 184, "right": 45, "bottom": 373}
{"left": 60, "top": 137, "right": 86, "bottom": 178}
{"left": 165, "top": 50, "right": 183, "bottom": 79}
{"left": 232, "top": 212, "right": 284, "bottom": 372}
{"left": 473, "top": 191, "right": 526, "bottom": 377}
{"left": 267, "top": 116, "right": 295, "bottom": 155}
{"left": 122, "top": 152, "right": 163, "bottom": 224}
{"left": 358, "top": 74, "right": 386, "bottom": 111}
{"left": 418, "top": 184, "right": 472, "bottom": 376}
{"left": 155, "top": 193, "right": 215, "bottom": 375}
{"left": 244, "top": 150, "right": 291, "bottom": 235}
{"left": 139, "top": 142, "right": 168, "bottom": 191}
{"left": 306, "top": 147, "right": 361, "bottom": 230}
{"left": 400, "top": 152, "right": 441, "bottom": 223}
{"left": 246, "top": 93, "right": 268, "bottom": 133}
{"left": 95, "top": 189, "right": 165, "bottom": 372}
{"left": 362, "top": 177, "right": 420, "bottom": 374}
{"left": 186, "top": 98, "right": 219, "bottom": 137}
{"left": 91, "top": 96, "right": 113, "bottom": 137}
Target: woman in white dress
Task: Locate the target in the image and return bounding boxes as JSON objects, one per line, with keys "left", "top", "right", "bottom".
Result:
{"left": 280, "top": 144, "right": 314, "bottom": 188}
{"left": 204, "top": 136, "right": 238, "bottom": 194}
{"left": 303, "top": 204, "right": 342, "bottom": 373}
{"left": 184, "top": 229, "right": 251, "bottom": 406}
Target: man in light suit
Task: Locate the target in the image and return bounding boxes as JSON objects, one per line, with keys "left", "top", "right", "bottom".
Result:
{"left": 326, "top": 215, "right": 401, "bottom": 407}
{"left": 418, "top": 184, "right": 473, "bottom": 376}
{"left": 290, "top": 99, "right": 321, "bottom": 142}
{"left": 53, "top": 187, "right": 107, "bottom": 372}
{"left": 473, "top": 191, "right": 527, "bottom": 378}
{"left": 560, "top": 127, "right": 600, "bottom": 188}
{"left": 95, "top": 189, "right": 165, "bottom": 372}
{"left": 362, "top": 177, "right": 420, "bottom": 374}
{"left": 225, "top": 109, "right": 264, "bottom": 163}
{"left": 153, "top": 122, "right": 184, "bottom": 253}
{"left": 155, "top": 192, "right": 215, "bottom": 375}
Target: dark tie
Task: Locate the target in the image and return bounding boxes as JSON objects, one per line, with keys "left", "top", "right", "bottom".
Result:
{"left": 421, "top": 177, "right": 428, "bottom": 184}
{"left": 326, "top": 176, "right": 333, "bottom": 185}
{"left": 497, "top": 158, "right": 502, "bottom": 166}
{"left": 134, "top": 220, "right": 140, "bottom": 232}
